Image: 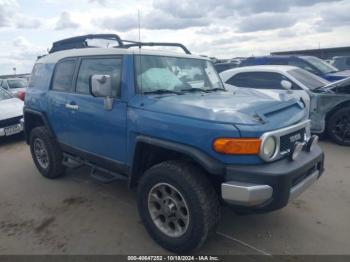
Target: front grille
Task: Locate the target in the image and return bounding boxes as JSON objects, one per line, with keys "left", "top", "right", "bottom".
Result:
{"left": 280, "top": 128, "right": 305, "bottom": 152}
{"left": 0, "top": 116, "right": 22, "bottom": 128}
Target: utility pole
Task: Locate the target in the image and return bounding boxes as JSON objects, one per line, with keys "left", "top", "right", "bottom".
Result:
{"left": 13, "top": 67, "right": 16, "bottom": 76}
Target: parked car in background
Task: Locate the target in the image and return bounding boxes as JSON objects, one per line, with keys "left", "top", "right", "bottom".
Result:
{"left": 330, "top": 56, "right": 350, "bottom": 71}
{"left": 219, "top": 65, "right": 321, "bottom": 113}
{"left": 0, "top": 87, "right": 24, "bottom": 137}
{"left": 240, "top": 55, "right": 350, "bottom": 82}
{"left": 24, "top": 34, "right": 324, "bottom": 253}
{"left": 0, "top": 78, "right": 27, "bottom": 97}
{"left": 220, "top": 66, "right": 350, "bottom": 146}
{"left": 310, "top": 77, "right": 350, "bottom": 146}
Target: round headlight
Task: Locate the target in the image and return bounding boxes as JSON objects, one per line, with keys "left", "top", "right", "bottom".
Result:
{"left": 262, "top": 136, "right": 277, "bottom": 160}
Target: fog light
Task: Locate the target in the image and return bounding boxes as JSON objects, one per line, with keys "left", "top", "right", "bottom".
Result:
{"left": 306, "top": 135, "right": 318, "bottom": 152}
{"left": 290, "top": 142, "right": 303, "bottom": 161}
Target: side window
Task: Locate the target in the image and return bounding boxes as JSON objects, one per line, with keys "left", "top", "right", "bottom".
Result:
{"left": 52, "top": 60, "right": 76, "bottom": 92}
{"left": 227, "top": 72, "right": 288, "bottom": 90}
{"left": 76, "top": 57, "right": 122, "bottom": 96}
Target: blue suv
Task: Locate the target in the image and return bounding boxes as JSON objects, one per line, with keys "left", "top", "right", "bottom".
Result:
{"left": 24, "top": 34, "right": 324, "bottom": 253}
{"left": 240, "top": 55, "right": 350, "bottom": 82}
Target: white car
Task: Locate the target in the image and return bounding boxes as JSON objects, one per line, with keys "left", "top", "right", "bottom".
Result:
{"left": 0, "top": 78, "right": 27, "bottom": 97}
{"left": 220, "top": 65, "right": 330, "bottom": 113}
{"left": 0, "top": 87, "right": 24, "bottom": 137}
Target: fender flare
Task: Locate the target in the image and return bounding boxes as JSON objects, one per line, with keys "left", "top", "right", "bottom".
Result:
{"left": 23, "top": 107, "right": 55, "bottom": 143}
{"left": 129, "top": 135, "right": 225, "bottom": 187}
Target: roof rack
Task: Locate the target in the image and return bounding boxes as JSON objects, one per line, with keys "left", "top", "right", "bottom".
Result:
{"left": 122, "top": 40, "right": 191, "bottom": 54}
{"left": 48, "top": 34, "right": 191, "bottom": 54}
{"left": 49, "top": 34, "right": 123, "bottom": 53}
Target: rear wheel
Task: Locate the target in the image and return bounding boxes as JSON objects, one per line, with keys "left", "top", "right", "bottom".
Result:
{"left": 137, "top": 160, "right": 220, "bottom": 253}
{"left": 327, "top": 107, "right": 350, "bottom": 146}
{"left": 29, "top": 126, "right": 66, "bottom": 178}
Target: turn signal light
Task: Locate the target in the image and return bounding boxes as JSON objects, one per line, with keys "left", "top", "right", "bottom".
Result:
{"left": 213, "top": 138, "right": 261, "bottom": 155}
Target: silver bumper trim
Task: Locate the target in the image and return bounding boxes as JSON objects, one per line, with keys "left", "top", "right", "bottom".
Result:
{"left": 222, "top": 170, "right": 320, "bottom": 207}
{"left": 289, "top": 170, "right": 319, "bottom": 200}
{"left": 221, "top": 181, "right": 273, "bottom": 206}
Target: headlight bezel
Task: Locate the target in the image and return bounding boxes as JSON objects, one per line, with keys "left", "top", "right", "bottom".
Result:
{"left": 259, "top": 135, "right": 278, "bottom": 161}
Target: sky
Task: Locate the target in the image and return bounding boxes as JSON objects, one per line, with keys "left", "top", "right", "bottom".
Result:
{"left": 0, "top": 0, "right": 350, "bottom": 75}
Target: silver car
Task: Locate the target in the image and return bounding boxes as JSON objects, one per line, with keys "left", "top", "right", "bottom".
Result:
{"left": 0, "top": 87, "right": 24, "bottom": 137}
{"left": 0, "top": 78, "right": 27, "bottom": 97}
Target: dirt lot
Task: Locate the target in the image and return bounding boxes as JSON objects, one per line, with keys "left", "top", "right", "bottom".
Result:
{"left": 0, "top": 134, "right": 349, "bottom": 255}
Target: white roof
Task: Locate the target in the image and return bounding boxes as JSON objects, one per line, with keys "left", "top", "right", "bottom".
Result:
{"left": 38, "top": 47, "right": 208, "bottom": 64}
{"left": 219, "top": 65, "right": 300, "bottom": 82}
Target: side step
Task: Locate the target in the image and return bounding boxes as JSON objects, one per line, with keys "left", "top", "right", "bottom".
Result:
{"left": 90, "top": 166, "right": 127, "bottom": 183}
{"left": 62, "top": 153, "right": 127, "bottom": 184}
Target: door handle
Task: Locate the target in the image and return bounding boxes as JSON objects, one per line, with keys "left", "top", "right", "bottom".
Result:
{"left": 65, "top": 103, "right": 79, "bottom": 111}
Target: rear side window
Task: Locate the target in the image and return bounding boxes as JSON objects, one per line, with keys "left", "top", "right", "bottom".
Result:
{"left": 227, "top": 72, "right": 289, "bottom": 90}
{"left": 52, "top": 60, "right": 76, "bottom": 92}
{"left": 76, "top": 57, "right": 122, "bottom": 96}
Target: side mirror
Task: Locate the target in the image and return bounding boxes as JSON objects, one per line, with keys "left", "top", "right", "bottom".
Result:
{"left": 90, "top": 75, "right": 114, "bottom": 111}
{"left": 90, "top": 75, "right": 113, "bottom": 97}
{"left": 281, "top": 80, "right": 293, "bottom": 90}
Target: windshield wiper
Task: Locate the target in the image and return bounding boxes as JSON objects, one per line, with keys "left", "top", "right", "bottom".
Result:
{"left": 143, "top": 89, "right": 183, "bottom": 95}
{"left": 180, "top": 88, "right": 210, "bottom": 93}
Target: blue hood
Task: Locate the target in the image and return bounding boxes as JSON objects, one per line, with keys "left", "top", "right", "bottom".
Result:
{"left": 325, "top": 70, "right": 350, "bottom": 82}
{"left": 136, "top": 91, "right": 307, "bottom": 129}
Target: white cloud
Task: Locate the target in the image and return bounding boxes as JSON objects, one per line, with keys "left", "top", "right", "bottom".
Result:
{"left": 55, "top": 11, "right": 79, "bottom": 30}
{"left": 0, "top": 0, "right": 350, "bottom": 75}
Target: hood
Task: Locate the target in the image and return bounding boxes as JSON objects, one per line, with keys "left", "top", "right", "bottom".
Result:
{"left": 0, "top": 98, "right": 24, "bottom": 121}
{"left": 140, "top": 91, "right": 307, "bottom": 128}
{"left": 316, "top": 76, "right": 350, "bottom": 94}
{"left": 326, "top": 70, "right": 350, "bottom": 81}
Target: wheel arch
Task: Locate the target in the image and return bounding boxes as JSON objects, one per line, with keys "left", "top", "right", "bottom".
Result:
{"left": 325, "top": 100, "right": 350, "bottom": 123}
{"left": 23, "top": 108, "right": 55, "bottom": 144}
{"left": 128, "top": 136, "right": 224, "bottom": 188}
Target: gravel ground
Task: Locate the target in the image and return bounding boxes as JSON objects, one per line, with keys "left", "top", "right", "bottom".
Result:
{"left": 0, "top": 134, "right": 349, "bottom": 255}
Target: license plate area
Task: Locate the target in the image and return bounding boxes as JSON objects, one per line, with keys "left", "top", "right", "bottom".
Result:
{"left": 4, "top": 124, "right": 22, "bottom": 136}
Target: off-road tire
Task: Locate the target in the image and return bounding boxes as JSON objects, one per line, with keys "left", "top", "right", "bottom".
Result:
{"left": 137, "top": 160, "right": 220, "bottom": 253}
{"left": 327, "top": 107, "right": 350, "bottom": 146}
{"left": 29, "top": 126, "right": 65, "bottom": 178}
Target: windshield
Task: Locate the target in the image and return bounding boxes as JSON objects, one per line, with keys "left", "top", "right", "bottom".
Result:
{"left": 135, "top": 55, "right": 224, "bottom": 93}
{"left": 7, "top": 79, "right": 27, "bottom": 89}
{"left": 288, "top": 68, "right": 329, "bottom": 90}
{"left": 0, "top": 88, "right": 13, "bottom": 101}
{"left": 302, "top": 56, "right": 339, "bottom": 74}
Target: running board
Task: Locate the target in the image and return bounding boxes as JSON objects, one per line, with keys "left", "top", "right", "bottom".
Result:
{"left": 62, "top": 153, "right": 127, "bottom": 183}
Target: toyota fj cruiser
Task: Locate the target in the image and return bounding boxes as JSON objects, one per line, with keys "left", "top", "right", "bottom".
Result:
{"left": 24, "top": 34, "right": 324, "bottom": 253}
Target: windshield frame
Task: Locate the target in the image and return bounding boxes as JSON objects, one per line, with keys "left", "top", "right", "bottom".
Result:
{"left": 287, "top": 68, "right": 329, "bottom": 90}
{"left": 133, "top": 54, "right": 225, "bottom": 94}
{"left": 302, "top": 56, "right": 339, "bottom": 75}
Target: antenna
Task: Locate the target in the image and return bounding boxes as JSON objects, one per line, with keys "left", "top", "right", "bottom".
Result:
{"left": 138, "top": 10, "right": 144, "bottom": 101}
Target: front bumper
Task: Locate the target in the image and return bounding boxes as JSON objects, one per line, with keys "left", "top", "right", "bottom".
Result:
{"left": 0, "top": 118, "right": 24, "bottom": 137}
{"left": 221, "top": 144, "right": 324, "bottom": 212}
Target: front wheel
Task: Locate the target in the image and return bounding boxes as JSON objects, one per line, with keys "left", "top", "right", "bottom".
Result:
{"left": 137, "top": 160, "right": 220, "bottom": 253}
{"left": 327, "top": 107, "right": 350, "bottom": 146}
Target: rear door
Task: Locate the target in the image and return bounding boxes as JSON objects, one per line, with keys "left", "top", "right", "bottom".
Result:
{"left": 64, "top": 56, "right": 127, "bottom": 164}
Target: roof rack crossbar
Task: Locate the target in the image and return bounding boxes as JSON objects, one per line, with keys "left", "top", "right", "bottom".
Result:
{"left": 122, "top": 41, "right": 191, "bottom": 54}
